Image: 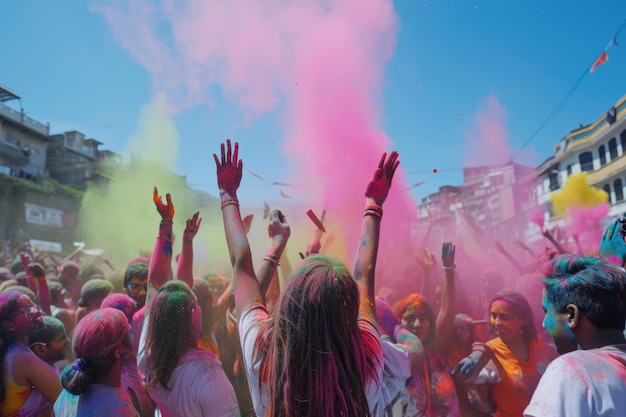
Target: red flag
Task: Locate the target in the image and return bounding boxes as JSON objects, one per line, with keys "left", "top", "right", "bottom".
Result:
{"left": 591, "top": 51, "right": 609, "bottom": 73}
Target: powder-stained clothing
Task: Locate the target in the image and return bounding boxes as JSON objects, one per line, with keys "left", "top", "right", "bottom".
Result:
{"left": 54, "top": 384, "right": 139, "bottom": 417}
{"left": 380, "top": 338, "right": 412, "bottom": 417}
{"left": 1, "top": 343, "right": 51, "bottom": 417}
{"left": 137, "top": 316, "right": 240, "bottom": 417}
{"left": 121, "top": 359, "right": 155, "bottom": 417}
{"left": 524, "top": 345, "right": 626, "bottom": 417}
{"left": 239, "top": 304, "right": 384, "bottom": 417}
{"left": 486, "top": 336, "right": 552, "bottom": 417}
{"left": 406, "top": 350, "right": 460, "bottom": 417}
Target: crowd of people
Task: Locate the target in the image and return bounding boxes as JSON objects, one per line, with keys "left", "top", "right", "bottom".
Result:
{"left": 1, "top": 140, "right": 626, "bottom": 416}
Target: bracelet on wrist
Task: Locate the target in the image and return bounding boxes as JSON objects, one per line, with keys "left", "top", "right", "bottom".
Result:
{"left": 263, "top": 255, "right": 280, "bottom": 265}
{"left": 442, "top": 265, "right": 456, "bottom": 273}
{"left": 365, "top": 203, "right": 383, "bottom": 213}
{"left": 220, "top": 199, "right": 240, "bottom": 210}
{"left": 160, "top": 221, "right": 173, "bottom": 226}
{"left": 364, "top": 209, "right": 382, "bottom": 219}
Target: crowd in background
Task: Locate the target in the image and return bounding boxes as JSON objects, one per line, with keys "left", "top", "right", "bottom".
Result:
{"left": 1, "top": 141, "right": 626, "bottom": 417}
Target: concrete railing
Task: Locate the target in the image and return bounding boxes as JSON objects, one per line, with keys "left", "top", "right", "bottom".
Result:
{"left": 0, "top": 103, "right": 49, "bottom": 136}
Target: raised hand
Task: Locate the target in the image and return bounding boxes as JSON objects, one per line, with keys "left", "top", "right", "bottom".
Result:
{"left": 267, "top": 210, "right": 290, "bottom": 244}
{"left": 153, "top": 187, "right": 175, "bottom": 222}
{"left": 243, "top": 214, "right": 254, "bottom": 235}
{"left": 213, "top": 139, "right": 242, "bottom": 199}
{"left": 28, "top": 263, "right": 45, "bottom": 279}
{"left": 599, "top": 218, "right": 626, "bottom": 262}
{"left": 442, "top": 241, "right": 456, "bottom": 268}
{"left": 365, "top": 151, "right": 400, "bottom": 205}
{"left": 183, "top": 211, "right": 202, "bottom": 242}
{"left": 416, "top": 249, "right": 436, "bottom": 273}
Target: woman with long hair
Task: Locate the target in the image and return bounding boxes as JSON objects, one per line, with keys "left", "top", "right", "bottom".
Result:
{"left": 216, "top": 139, "right": 399, "bottom": 416}
{"left": 0, "top": 288, "right": 60, "bottom": 417}
{"left": 137, "top": 190, "right": 239, "bottom": 417}
{"left": 454, "top": 290, "right": 556, "bottom": 417}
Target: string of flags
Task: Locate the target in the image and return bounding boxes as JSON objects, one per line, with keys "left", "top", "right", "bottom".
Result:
{"left": 590, "top": 36, "right": 619, "bottom": 73}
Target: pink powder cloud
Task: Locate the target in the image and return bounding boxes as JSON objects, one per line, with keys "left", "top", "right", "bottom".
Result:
{"left": 92, "top": 0, "right": 422, "bottom": 297}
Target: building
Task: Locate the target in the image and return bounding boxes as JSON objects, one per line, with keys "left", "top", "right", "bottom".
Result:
{"left": 0, "top": 84, "right": 50, "bottom": 181}
{"left": 418, "top": 162, "right": 536, "bottom": 243}
{"left": 535, "top": 94, "right": 626, "bottom": 223}
{"left": 47, "top": 130, "right": 107, "bottom": 190}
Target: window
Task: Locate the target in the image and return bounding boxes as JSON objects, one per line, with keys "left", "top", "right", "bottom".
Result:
{"left": 548, "top": 171, "right": 560, "bottom": 190}
{"left": 599, "top": 145, "right": 606, "bottom": 166}
{"left": 615, "top": 179, "right": 624, "bottom": 202}
{"left": 579, "top": 152, "right": 593, "bottom": 172}
{"left": 621, "top": 130, "right": 626, "bottom": 155}
{"left": 603, "top": 184, "right": 612, "bottom": 203}
{"left": 567, "top": 165, "right": 572, "bottom": 175}
{"left": 610, "top": 138, "right": 618, "bottom": 160}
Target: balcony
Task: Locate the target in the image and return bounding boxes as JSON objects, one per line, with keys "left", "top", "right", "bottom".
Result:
{"left": 0, "top": 103, "right": 49, "bottom": 137}
{"left": 586, "top": 154, "right": 626, "bottom": 184}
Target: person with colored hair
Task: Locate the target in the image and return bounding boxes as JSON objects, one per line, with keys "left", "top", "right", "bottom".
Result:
{"left": 217, "top": 139, "right": 398, "bottom": 416}
{"left": 124, "top": 262, "right": 149, "bottom": 354}
{"left": 29, "top": 315, "right": 70, "bottom": 367}
{"left": 54, "top": 307, "right": 138, "bottom": 416}
{"left": 524, "top": 253, "right": 626, "bottom": 417}
{"left": 455, "top": 290, "right": 555, "bottom": 417}
{"left": 393, "top": 241, "right": 460, "bottom": 417}
{"left": 74, "top": 278, "right": 113, "bottom": 325}
{"left": 101, "top": 293, "right": 155, "bottom": 417}
{"left": 124, "top": 263, "right": 149, "bottom": 310}
{"left": 137, "top": 189, "right": 239, "bottom": 417}
{"left": 0, "top": 290, "right": 61, "bottom": 416}
{"left": 376, "top": 296, "right": 424, "bottom": 417}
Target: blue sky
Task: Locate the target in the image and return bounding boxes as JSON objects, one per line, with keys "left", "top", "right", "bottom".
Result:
{"left": 3, "top": 1, "right": 626, "bottom": 206}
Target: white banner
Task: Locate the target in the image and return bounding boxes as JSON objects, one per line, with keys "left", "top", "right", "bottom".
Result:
{"left": 29, "top": 239, "right": 63, "bottom": 253}
{"left": 24, "top": 203, "right": 64, "bottom": 228}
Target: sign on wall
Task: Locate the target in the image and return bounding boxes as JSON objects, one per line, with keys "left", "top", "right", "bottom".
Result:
{"left": 24, "top": 203, "right": 64, "bottom": 228}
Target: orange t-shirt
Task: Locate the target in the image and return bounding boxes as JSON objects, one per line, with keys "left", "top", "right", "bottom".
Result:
{"left": 486, "top": 336, "right": 552, "bottom": 417}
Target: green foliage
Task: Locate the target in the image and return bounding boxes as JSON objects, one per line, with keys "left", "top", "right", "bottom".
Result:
{"left": 0, "top": 174, "right": 83, "bottom": 199}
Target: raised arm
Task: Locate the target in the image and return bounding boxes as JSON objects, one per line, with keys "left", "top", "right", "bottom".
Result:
{"left": 494, "top": 240, "right": 530, "bottom": 274}
{"left": 176, "top": 211, "right": 202, "bottom": 288}
{"left": 256, "top": 209, "right": 290, "bottom": 304}
{"left": 542, "top": 226, "right": 567, "bottom": 255}
{"left": 599, "top": 218, "right": 626, "bottom": 266}
{"left": 354, "top": 151, "right": 400, "bottom": 322}
{"left": 434, "top": 241, "right": 456, "bottom": 350}
{"left": 146, "top": 187, "right": 175, "bottom": 314}
{"left": 416, "top": 248, "right": 436, "bottom": 299}
{"left": 214, "top": 140, "right": 263, "bottom": 319}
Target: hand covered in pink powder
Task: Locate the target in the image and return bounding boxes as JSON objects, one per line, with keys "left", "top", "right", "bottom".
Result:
{"left": 365, "top": 151, "right": 400, "bottom": 205}
{"left": 183, "top": 211, "right": 202, "bottom": 242}
{"left": 213, "top": 139, "right": 242, "bottom": 199}
{"left": 153, "top": 187, "right": 175, "bottom": 222}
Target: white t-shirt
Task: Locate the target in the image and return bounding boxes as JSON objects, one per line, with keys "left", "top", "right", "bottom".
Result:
{"left": 524, "top": 345, "right": 626, "bottom": 417}
{"left": 380, "top": 338, "right": 412, "bottom": 417}
{"left": 137, "top": 315, "right": 240, "bottom": 417}
{"left": 239, "top": 304, "right": 383, "bottom": 417}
